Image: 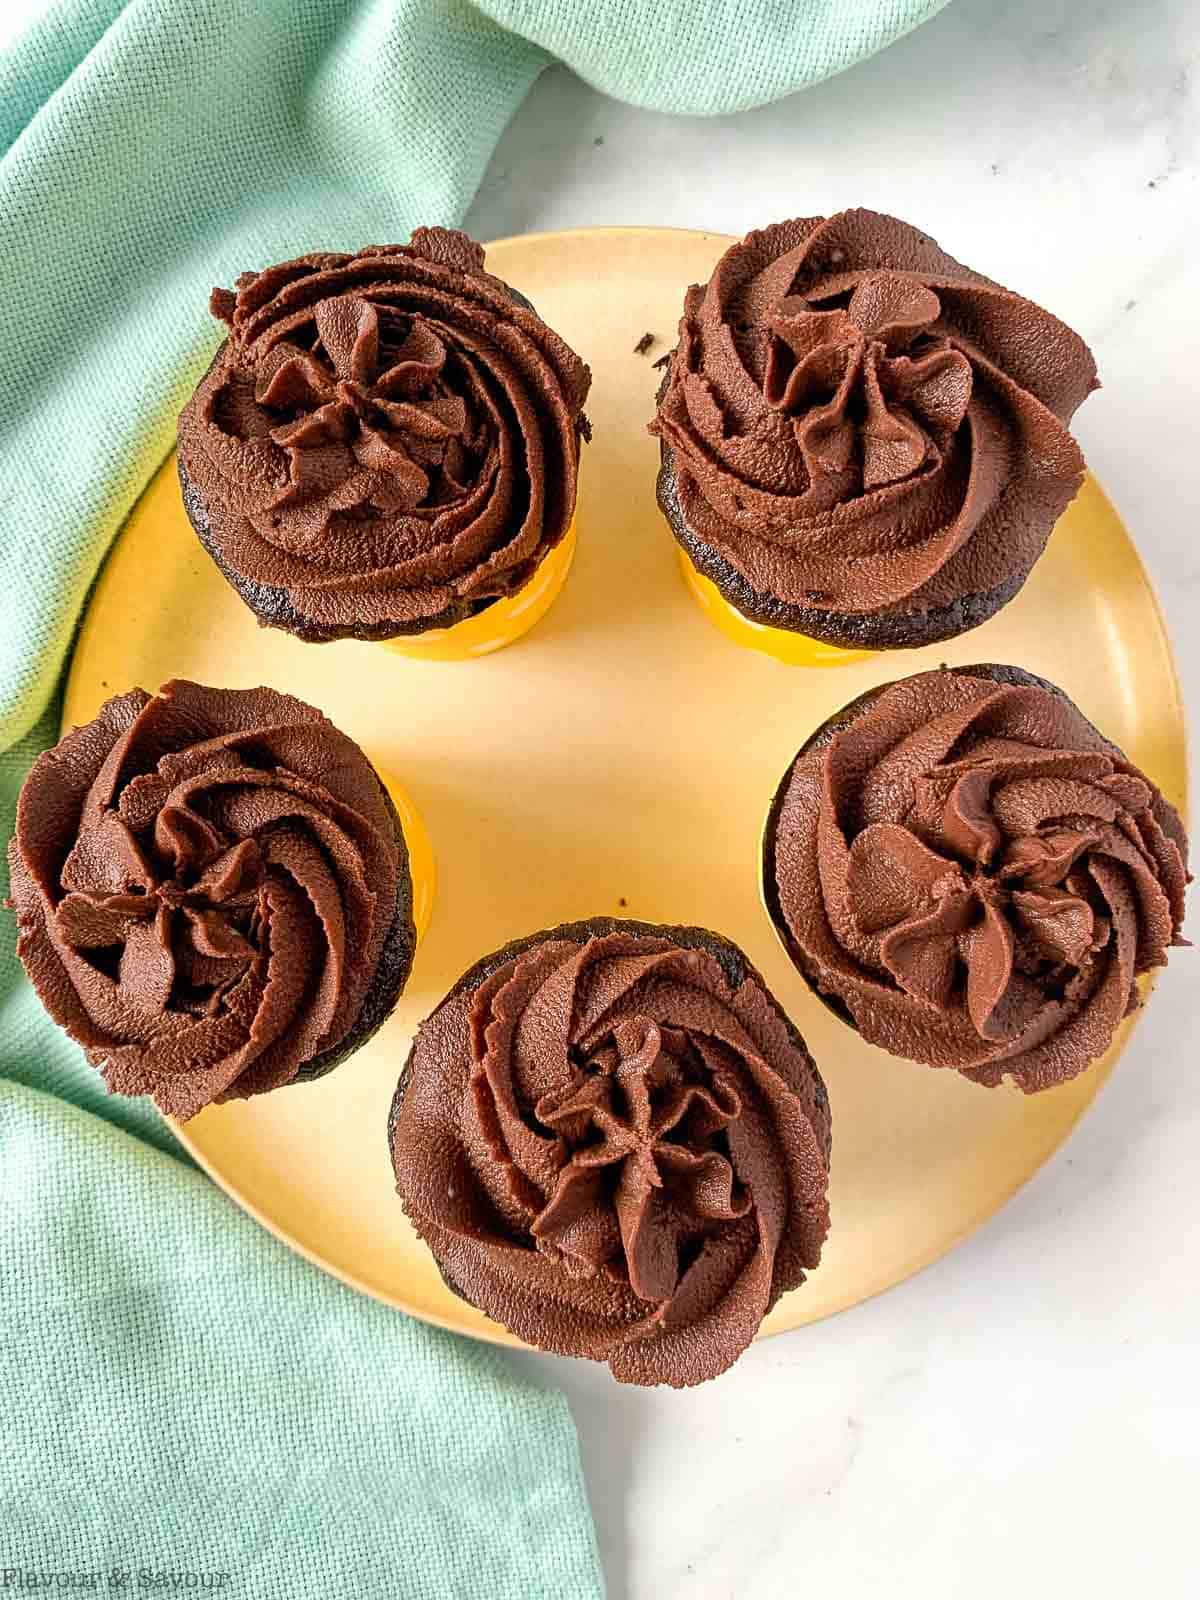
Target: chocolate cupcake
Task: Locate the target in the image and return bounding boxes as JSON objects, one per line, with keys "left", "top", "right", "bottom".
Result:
{"left": 177, "top": 227, "right": 590, "bottom": 654}
{"left": 650, "top": 210, "right": 1098, "bottom": 660}
{"left": 390, "top": 918, "right": 831, "bottom": 1386}
{"left": 8, "top": 681, "right": 417, "bottom": 1121}
{"left": 764, "top": 665, "right": 1188, "bottom": 1092}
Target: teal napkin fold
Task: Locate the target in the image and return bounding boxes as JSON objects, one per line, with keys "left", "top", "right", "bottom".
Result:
{"left": 0, "top": 0, "right": 949, "bottom": 1593}
{"left": 0, "top": 1081, "right": 600, "bottom": 1596}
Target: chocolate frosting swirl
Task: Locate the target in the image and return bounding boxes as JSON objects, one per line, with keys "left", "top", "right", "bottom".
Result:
{"left": 651, "top": 211, "right": 1098, "bottom": 630}
{"left": 767, "top": 668, "right": 1188, "bottom": 1091}
{"left": 8, "top": 681, "right": 411, "bottom": 1120}
{"left": 391, "top": 921, "right": 830, "bottom": 1386}
{"left": 177, "top": 228, "right": 590, "bottom": 639}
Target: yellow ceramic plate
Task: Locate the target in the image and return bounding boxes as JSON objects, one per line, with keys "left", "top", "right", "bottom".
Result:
{"left": 63, "top": 228, "right": 1187, "bottom": 1349}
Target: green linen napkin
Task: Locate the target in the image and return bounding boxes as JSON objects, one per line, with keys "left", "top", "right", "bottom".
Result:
{"left": 0, "top": 1, "right": 950, "bottom": 1593}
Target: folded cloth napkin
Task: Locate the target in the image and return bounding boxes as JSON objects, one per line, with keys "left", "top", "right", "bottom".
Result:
{"left": 0, "top": 0, "right": 949, "bottom": 1593}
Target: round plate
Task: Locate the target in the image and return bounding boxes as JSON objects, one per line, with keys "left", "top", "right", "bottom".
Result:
{"left": 63, "top": 227, "right": 1187, "bottom": 1349}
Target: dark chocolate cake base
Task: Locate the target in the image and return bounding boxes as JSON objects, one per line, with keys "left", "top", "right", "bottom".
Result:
{"left": 658, "top": 450, "right": 1032, "bottom": 653}
{"left": 179, "top": 449, "right": 504, "bottom": 645}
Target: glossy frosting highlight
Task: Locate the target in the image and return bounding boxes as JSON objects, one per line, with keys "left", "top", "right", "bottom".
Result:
{"left": 767, "top": 668, "right": 1188, "bottom": 1091}
{"left": 392, "top": 924, "right": 831, "bottom": 1386}
{"left": 178, "top": 228, "right": 590, "bottom": 640}
{"left": 651, "top": 210, "right": 1098, "bottom": 634}
{"left": 8, "top": 681, "right": 411, "bottom": 1120}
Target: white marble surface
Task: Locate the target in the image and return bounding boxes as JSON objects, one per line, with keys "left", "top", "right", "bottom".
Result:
{"left": 463, "top": 3, "right": 1200, "bottom": 1596}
